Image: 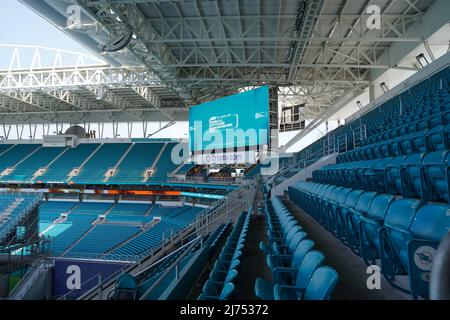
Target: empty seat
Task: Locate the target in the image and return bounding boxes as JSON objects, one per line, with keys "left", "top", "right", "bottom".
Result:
{"left": 335, "top": 189, "right": 364, "bottom": 243}
{"left": 255, "top": 250, "right": 324, "bottom": 300}
{"left": 426, "top": 125, "right": 450, "bottom": 151}
{"left": 359, "top": 193, "right": 395, "bottom": 265}
{"left": 385, "top": 156, "right": 406, "bottom": 195}
{"left": 345, "top": 191, "right": 378, "bottom": 254}
{"left": 421, "top": 151, "right": 450, "bottom": 203}
{"left": 273, "top": 266, "right": 339, "bottom": 300}
{"left": 402, "top": 153, "right": 425, "bottom": 199}
{"left": 198, "top": 281, "right": 235, "bottom": 300}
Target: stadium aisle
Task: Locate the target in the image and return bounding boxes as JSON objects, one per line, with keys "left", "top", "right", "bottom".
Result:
{"left": 233, "top": 187, "right": 272, "bottom": 299}
{"left": 281, "top": 196, "right": 410, "bottom": 300}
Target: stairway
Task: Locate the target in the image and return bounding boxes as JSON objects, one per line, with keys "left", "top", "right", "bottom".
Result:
{"left": 103, "top": 143, "right": 135, "bottom": 182}
{"left": 142, "top": 143, "right": 167, "bottom": 182}
{"left": 67, "top": 143, "right": 103, "bottom": 181}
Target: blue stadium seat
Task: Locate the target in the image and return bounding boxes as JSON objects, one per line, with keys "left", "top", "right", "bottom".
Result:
{"left": 266, "top": 239, "right": 315, "bottom": 279}
{"left": 255, "top": 250, "right": 324, "bottom": 300}
{"left": 385, "top": 156, "right": 406, "bottom": 195}
{"left": 334, "top": 189, "right": 363, "bottom": 243}
{"left": 359, "top": 194, "right": 395, "bottom": 265}
{"left": 365, "top": 157, "right": 392, "bottom": 192}
{"left": 378, "top": 198, "right": 432, "bottom": 297}
{"left": 198, "top": 281, "right": 235, "bottom": 300}
{"left": 273, "top": 266, "right": 339, "bottom": 300}
{"left": 344, "top": 191, "right": 377, "bottom": 254}
{"left": 402, "top": 153, "right": 425, "bottom": 199}
{"left": 421, "top": 150, "right": 450, "bottom": 203}
{"left": 255, "top": 250, "right": 325, "bottom": 300}
{"left": 326, "top": 187, "right": 351, "bottom": 235}
{"left": 426, "top": 125, "right": 450, "bottom": 151}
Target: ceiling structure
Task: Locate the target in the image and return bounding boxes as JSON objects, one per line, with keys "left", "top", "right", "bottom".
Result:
{"left": 0, "top": 0, "right": 439, "bottom": 125}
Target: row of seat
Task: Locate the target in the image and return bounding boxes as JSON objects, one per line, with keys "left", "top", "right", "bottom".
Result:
{"left": 363, "top": 72, "right": 450, "bottom": 138}
{"left": 365, "top": 99, "right": 450, "bottom": 140}
{"left": 255, "top": 196, "right": 339, "bottom": 300}
{"left": 198, "top": 210, "right": 251, "bottom": 300}
{"left": 337, "top": 124, "right": 450, "bottom": 163}
{"left": 314, "top": 151, "right": 450, "bottom": 203}
{"left": 291, "top": 67, "right": 450, "bottom": 170}
{"left": 288, "top": 181, "right": 450, "bottom": 299}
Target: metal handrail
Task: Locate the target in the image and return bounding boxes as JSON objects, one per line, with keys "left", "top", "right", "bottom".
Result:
{"left": 8, "top": 259, "right": 46, "bottom": 300}
{"left": 133, "top": 236, "right": 201, "bottom": 279}
{"left": 138, "top": 236, "right": 202, "bottom": 300}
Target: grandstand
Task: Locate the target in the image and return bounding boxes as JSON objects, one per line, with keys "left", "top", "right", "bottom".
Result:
{"left": 0, "top": 0, "right": 449, "bottom": 306}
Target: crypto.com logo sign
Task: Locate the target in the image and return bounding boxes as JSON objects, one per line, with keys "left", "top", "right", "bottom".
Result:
{"left": 170, "top": 121, "right": 279, "bottom": 176}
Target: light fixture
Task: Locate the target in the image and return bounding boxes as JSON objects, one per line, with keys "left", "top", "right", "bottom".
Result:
{"left": 380, "top": 82, "right": 389, "bottom": 93}
{"left": 416, "top": 53, "right": 429, "bottom": 68}
{"left": 356, "top": 101, "right": 363, "bottom": 109}
{"left": 95, "top": 88, "right": 106, "bottom": 100}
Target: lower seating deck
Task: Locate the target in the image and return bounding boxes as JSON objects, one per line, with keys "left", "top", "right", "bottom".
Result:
{"left": 38, "top": 200, "right": 206, "bottom": 260}
{"left": 186, "top": 185, "right": 409, "bottom": 300}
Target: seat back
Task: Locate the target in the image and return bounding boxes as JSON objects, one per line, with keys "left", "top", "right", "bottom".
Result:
{"left": 336, "top": 188, "right": 352, "bottom": 204}
{"left": 304, "top": 266, "right": 339, "bottom": 300}
{"left": 291, "top": 239, "right": 315, "bottom": 269}
{"left": 354, "top": 191, "right": 378, "bottom": 215}
{"left": 385, "top": 156, "right": 406, "bottom": 195}
{"left": 403, "top": 153, "right": 425, "bottom": 198}
{"left": 409, "top": 204, "right": 450, "bottom": 241}
{"left": 366, "top": 194, "right": 395, "bottom": 222}
{"left": 421, "top": 151, "right": 450, "bottom": 202}
{"left": 384, "top": 198, "right": 423, "bottom": 231}
{"left": 219, "top": 282, "right": 235, "bottom": 300}
{"left": 288, "top": 231, "right": 308, "bottom": 253}
{"left": 382, "top": 198, "right": 424, "bottom": 272}
{"left": 295, "top": 251, "right": 325, "bottom": 290}
{"left": 343, "top": 190, "right": 364, "bottom": 208}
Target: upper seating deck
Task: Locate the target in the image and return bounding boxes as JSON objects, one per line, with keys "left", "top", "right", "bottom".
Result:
{"left": 71, "top": 143, "right": 131, "bottom": 184}
{"left": 0, "top": 141, "right": 192, "bottom": 186}
{"left": 148, "top": 143, "right": 179, "bottom": 182}
{"left": 1, "top": 147, "right": 66, "bottom": 182}
{"left": 108, "top": 143, "right": 164, "bottom": 183}
{"left": 39, "top": 143, "right": 100, "bottom": 182}
{"left": 0, "top": 144, "right": 40, "bottom": 172}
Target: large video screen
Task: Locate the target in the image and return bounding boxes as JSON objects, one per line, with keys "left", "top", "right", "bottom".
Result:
{"left": 189, "top": 86, "right": 269, "bottom": 153}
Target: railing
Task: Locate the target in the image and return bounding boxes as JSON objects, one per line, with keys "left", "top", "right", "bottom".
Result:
{"left": 138, "top": 236, "right": 202, "bottom": 300}
{"left": 322, "top": 132, "right": 336, "bottom": 156}
{"left": 352, "top": 124, "right": 367, "bottom": 149}
{"left": 336, "top": 133, "right": 348, "bottom": 154}
{"left": 268, "top": 147, "right": 331, "bottom": 187}
{"left": 8, "top": 259, "right": 47, "bottom": 300}
{"left": 58, "top": 261, "right": 130, "bottom": 300}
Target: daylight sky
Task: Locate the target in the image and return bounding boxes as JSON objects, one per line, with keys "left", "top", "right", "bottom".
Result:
{"left": 0, "top": 0, "right": 92, "bottom": 53}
